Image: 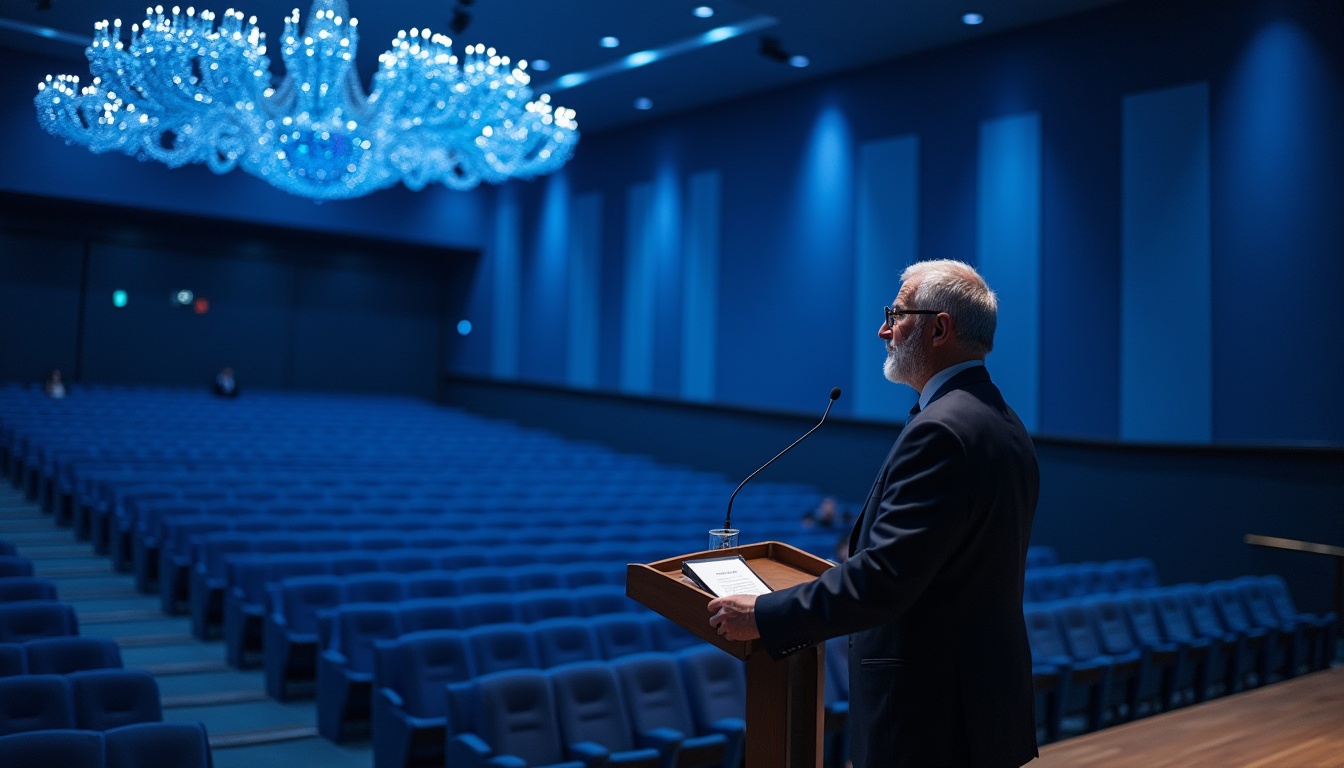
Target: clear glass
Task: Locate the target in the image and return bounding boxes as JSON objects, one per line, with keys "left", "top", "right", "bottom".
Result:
{"left": 707, "top": 528, "right": 740, "bottom": 550}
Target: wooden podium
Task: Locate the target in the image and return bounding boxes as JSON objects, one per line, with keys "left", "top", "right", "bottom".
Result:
{"left": 627, "top": 541, "right": 836, "bottom": 768}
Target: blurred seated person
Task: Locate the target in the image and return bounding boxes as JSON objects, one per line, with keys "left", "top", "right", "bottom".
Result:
{"left": 44, "top": 368, "right": 66, "bottom": 399}
{"left": 801, "top": 496, "right": 850, "bottom": 529}
{"left": 213, "top": 366, "right": 239, "bottom": 398}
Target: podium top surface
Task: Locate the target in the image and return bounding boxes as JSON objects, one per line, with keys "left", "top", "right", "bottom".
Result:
{"left": 625, "top": 540, "right": 835, "bottom": 659}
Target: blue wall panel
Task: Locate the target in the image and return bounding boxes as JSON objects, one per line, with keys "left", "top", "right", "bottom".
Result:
{"left": 620, "top": 183, "right": 657, "bottom": 395}
{"left": 1121, "top": 82, "right": 1212, "bottom": 443}
{"left": 567, "top": 192, "right": 603, "bottom": 390}
{"left": 490, "top": 187, "right": 521, "bottom": 379}
{"left": 976, "top": 113, "right": 1042, "bottom": 431}
{"left": 853, "top": 135, "right": 920, "bottom": 421}
{"left": 681, "top": 171, "right": 720, "bottom": 402}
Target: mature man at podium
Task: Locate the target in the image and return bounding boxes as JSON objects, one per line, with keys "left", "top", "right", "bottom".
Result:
{"left": 709, "top": 260, "right": 1039, "bottom": 768}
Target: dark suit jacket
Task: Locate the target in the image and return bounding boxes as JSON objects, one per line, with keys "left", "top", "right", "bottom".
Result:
{"left": 755, "top": 366, "right": 1039, "bottom": 768}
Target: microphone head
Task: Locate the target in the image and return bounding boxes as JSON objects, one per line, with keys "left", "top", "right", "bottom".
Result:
{"left": 830, "top": 387, "right": 842, "bottom": 401}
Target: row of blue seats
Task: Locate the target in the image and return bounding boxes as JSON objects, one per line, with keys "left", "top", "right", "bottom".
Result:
{"left": 0, "top": 722, "right": 212, "bottom": 768}
{"left": 0, "top": 601, "right": 79, "bottom": 643}
{"left": 0, "top": 577, "right": 58, "bottom": 603}
{"left": 266, "top": 582, "right": 642, "bottom": 701}
{"left": 368, "top": 619, "right": 718, "bottom": 768}
{"left": 0, "top": 669, "right": 165, "bottom": 737}
{"left": 1024, "top": 558, "right": 1159, "bottom": 602}
{"left": 1026, "top": 576, "right": 1335, "bottom": 742}
{"left": 446, "top": 649, "right": 746, "bottom": 768}
{"left": 0, "top": 637, "right": 122, "bottom": 676}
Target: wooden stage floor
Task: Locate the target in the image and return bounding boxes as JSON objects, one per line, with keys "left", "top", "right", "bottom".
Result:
{"left": 1036, "top": 666, "right": 1344, "bottom": 767}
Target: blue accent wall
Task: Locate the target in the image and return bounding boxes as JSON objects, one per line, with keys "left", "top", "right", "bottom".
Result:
{"left": 976, "top": 113, "right": 1042, "bottom": 432}
{"left": 1121, "top": 83, "right": 1212, "bottom": 442}
{"left": 681, "top": 171, "right": 721, "bottom": 402}
{"left": 567, "top": 192, "right": 603, "bottom": 390}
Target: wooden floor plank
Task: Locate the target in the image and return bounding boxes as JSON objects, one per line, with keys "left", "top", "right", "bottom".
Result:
{"left": 1038, "top": 667, "right": 1344, "bottom": 768}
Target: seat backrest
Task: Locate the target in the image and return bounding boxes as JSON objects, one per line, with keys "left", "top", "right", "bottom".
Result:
{"left": 0, "top": 674, "right": 75, "bottom": 735}
{"left": 676, "top": 645, "right": 746, "bottom": 732}
{"left": 333, "top": 604, "right": 402, "bottom": 673}
{"left": 1057, "top": 601, "right": 1104, "bottom": 659}
{"left": 516, "top": 589, "right": 576, "bottom": 624}
{"left": 454, "top": 594, "right": 518, "bottom": 629}
{"left": 1127, "top": 558, "right": 1160, "bottom": 589}
{"left": 455, "top": 567, "right": 514, "bottom": 595}
{"left": 1026, "top": 545, "right": 1058, "bottom": 568}
{"left": 466, "top": 624, "right": 539, "bottom": 676}
{"left": 23, "top": 636, "right": 123, "bottom": 674}
{"left": 1260, "top": 574, "right": 1305, "bottom": 622}
{"left": 1150, "top": 587, "right": 1199, "bottom": 643}
{"left": 374, "top": 629, "right": 473, "bottom": 718}
{"left": 1233, "top": 577, "right": 1282, "bottom": 629}
{"left": 474, "top": 670, "right": 569, "bottom": 766}
{"left": 104, "top": 721, "right": 211, "bottom": 768}
{"left": 0, "top": 728, "right": 104, "bottom": 768}
{"left": 383, "top": 550, "right": 439, "bottom": 574}
{"left": 399, "top": 598, "right": 461, "bottom": 633}
{"left": 1084, "top": 596, "right": 1138, "bottom": 655}
{"left": 1207, "top": 581, "right": 1254, "bottom": 632}
{"left": 0, "top": 644, "right": 24, "bottom": 677}
{"left": 1026, "top": 567, "right": 1064, "bottom": 603}
{"left": 402, "top": 572, "right": 459, "bottom": 600}
{"left": 531, "top": 618, "right": 599, "bottom": 668}
{"left": 0, "top": 578, "right": 58, "bottom": 604}
{"left": 343, "top": 573, "right": 407, "bottom": 605}
{"left": 1175, "top": 585, "right": 1228, "bottom": 638}
{"left": 548, "top": 661, "right": 639, "bottom": 752}
{"left": 69, "top": 669, "right": 163, "bottom": 731}
{"left": 511, "top": 564, "right": 562, "bottom": 592}
{"left": 590, "top": 614, "right": 655, "bottom": 660}
{"left": 614, "top": 652, "right": 698, "bottom": 736}
{"left": 646, "top": 614, "right": 699, "bottom": 652}
{"left": 574, "top": 584, "right": 637, "bottom": 618}
{"left": 1117, "top": 592, "right": 1166, "bottom": 647}
{"left": 1057, "top": 566, "right": 1089, "bottom": 599}
{"left": 277, "top": 576, "right": 343, "bottom": 635}
{"left": 0, "top": 601, "right": 78, "bottom": 642}
{"left": 1023, "top": 605, "right": 1069, "bottom": 660}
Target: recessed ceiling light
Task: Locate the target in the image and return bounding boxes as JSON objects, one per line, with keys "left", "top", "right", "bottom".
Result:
{"left": 693, "top": 6, "right": 714, "bottom": 18}
{"left": 634, "top": 97, "right": 653, "bottom": 110}
{"left": 962, "top": 12, "right": 984, "bottom": 26}
{"left": 788, "top": 54, "right": 810, "bottom": 68}
{"left": 531, "top": 59, "right": 551, "bottom": 72}
{"left": 600, "top": 36, "right": 620, "bottom": 48}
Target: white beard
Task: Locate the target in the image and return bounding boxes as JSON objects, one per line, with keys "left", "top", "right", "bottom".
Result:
{"left": 883, "top": 326, "right": 929, "bottom": 386}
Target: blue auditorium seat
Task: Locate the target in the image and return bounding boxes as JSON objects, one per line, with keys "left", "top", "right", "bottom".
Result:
{"left": 188, "top": 533, "right": 254, "bottom": 639}
{"left": 548, "top": 661, "right": 663, "bottom": 768}
{"left": 157, "top": 517, "right": 231, "bottom": 613}
{"left": 343, "top": 572, "right": 408, "bottom": 605}
{"left": 372, "top": 629, "right": 473, "bottom": 768}
{"left": 264, "top": 575, "right": 344, "bottom": 699}
{"left": 512, "top": 564, "right": 564, "bottom": 592}
{"left": 455, "top": 594, "right": 520, "bottom": 629}
{"left": 575, "top": 585, "right": 638, "bottom": 618}
{"left": 1025, "top": 567, "right": 1065, "bottom": 604}
{"left": 466, "top": 623, "right": 540, "bottom": 676}
{"left": 646, "top": 615, "right": 700, "bottom": 652}
{"left": 1148, "top": 587, "right": 1223, "bottom": 701}
{"left": 559, "top": 562, "right": 625, "bottom": 589}
{"left": 591, "top": 614, "right": 657, "bottom": 660}
{"left": 518, "top": 589, "right": 578, "bottom": 623}
{"left": 1023, "top": 604, "right": 1107, "bottom": 739}
{"left": 0, "top": 644, "right": 24, "bottom": 677}
{"left": 0, "top": 673, "right": 76, "bottom": 735}
{"left": 1114, "top": 591, "right": 1198, "bottom": 709}
{"left": 1259, "top": 574, "right": 1337, "bottom": 671}
{"left": 104, "top": 721, "right": 213, "bottom": 768}
{"left": 674, "top": 647, "right": 746, "bottom": 768}
{"left": 1171, "top": 584, "right": 1260, "bottom": 693}
{"left": 1084, "top": 595, "right": 1175, "bottom": 717}
{"left": 455, "top": 566, "right": 516, "bottom": 596}
{"left": 1056, "top": 600, "right": 1143, "bottom": 724}
{"left": 69, "top": 668, "right": 163, "bottom": 731}
{"left": 0, "top": 556, "right": 35, "bottom": 579}
{"left": 317, "top": 603, "right": 402, "bottom": 742}
{"left": 0, "top": 577, "right": 58, "bottom": 603}
{"left": 399, "top": 598, "right": 462, "bottom": 634}
{"left": 1125, "top": 558, "right": 1160, "bottom": 589}
{"left": 613, "top": 652, "right": 733, "bottom": 768}
{"left": 23, "top": 636, "right": 123, "bottom": 674}
{"left": 383, "top": 550, "right": 440, "bottom": 574}
{"left": 1025, "top": 545, "right": 1058, "bottom": 568}
{"left": 1232, "top": 576, "right": 1307, "bottom": 677}
{"left": 1206, "top": 580, "right": 1281, "bottom": 683}
{"left": 532, "top": 618, "right": 601, "bottom": 669}
{"left": 330, "top": 552, "right": 384, "bottom": 577}
{"left": 402, "top": 571, "right": 459, "bottom": 600}
{"left": 0, "top": 600, "right": 79, "bottom": 642}
{"left": 445, "top": 669, "right": 585, "bottom": 768}
{"left": 0, "top": 728, "right": 104, "bottom": 768}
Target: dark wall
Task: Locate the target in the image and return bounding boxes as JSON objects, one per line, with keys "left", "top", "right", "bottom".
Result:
{"left": 0, "top": 194, "right": 478, "bottom": 398}
{"left": 443, "top": 375, "right": 1344, "bottom": 616}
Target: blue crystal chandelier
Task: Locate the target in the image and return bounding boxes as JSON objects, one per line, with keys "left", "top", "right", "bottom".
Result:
{"left": 33, "top": 0, "right": 579, "bottom": 199}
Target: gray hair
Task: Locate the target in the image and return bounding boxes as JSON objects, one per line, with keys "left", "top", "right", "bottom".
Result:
{"left": 900, "top": 260, "right": 997, "bottom": 354}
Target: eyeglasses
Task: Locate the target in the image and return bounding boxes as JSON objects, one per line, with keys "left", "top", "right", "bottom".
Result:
{"left": 884, "top": 306, "right": 942, "bottom": 328}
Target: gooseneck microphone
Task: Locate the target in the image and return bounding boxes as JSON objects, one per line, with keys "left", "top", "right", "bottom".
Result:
{"left": 723, "top": 387, "right": 841, "bottom": 532}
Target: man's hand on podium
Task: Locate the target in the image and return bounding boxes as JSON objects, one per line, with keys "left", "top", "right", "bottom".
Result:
{"left": 707, "top": 594, "right": 761, "bottom": 642}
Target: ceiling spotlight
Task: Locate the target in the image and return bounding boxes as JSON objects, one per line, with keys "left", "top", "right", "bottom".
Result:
{"left": 531, "top": 59, "right": 551, "bottom": 72}
{"left": 449, "top": 8, "right": 471, "bottom": 35}
{"left": 788, "top": 54, "right": 809, "bottom": 68}
{"left": 693, "top": 6, "right": 714, "bottom": 18}
{"left": 633, "top": 97, "right": 653, "bottom": 110}
{"left": 600, "top": 36, "right": 620, "bottom": 49}
{"left": 962, "top": 12, "right": 984, "bottom": 25}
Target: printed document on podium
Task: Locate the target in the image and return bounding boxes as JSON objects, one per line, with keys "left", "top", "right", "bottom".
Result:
{"left": 681, "top": 555, "right": 773, "bottom": 597}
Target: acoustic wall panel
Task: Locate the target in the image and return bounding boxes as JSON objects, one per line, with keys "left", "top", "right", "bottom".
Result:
{"left": 621, "top": 183, "right": 657, "bottom": 395}
{"left": 491, "top": 186, "right": 521, "bottom": 378}
{"left": 1121, "top": 82, "right": 1212, "bottom": 443}
{"left": 976, "top": 112, "right": 1042, "bottom": 432}
{"left": 853, "top": 135, "right": 920, "bottom": 420}
{"left": 567, "top": 192, "right": 602, "bottom": 389}
{"left": 681, "top": 171, "right": 721, "bottom": 402}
